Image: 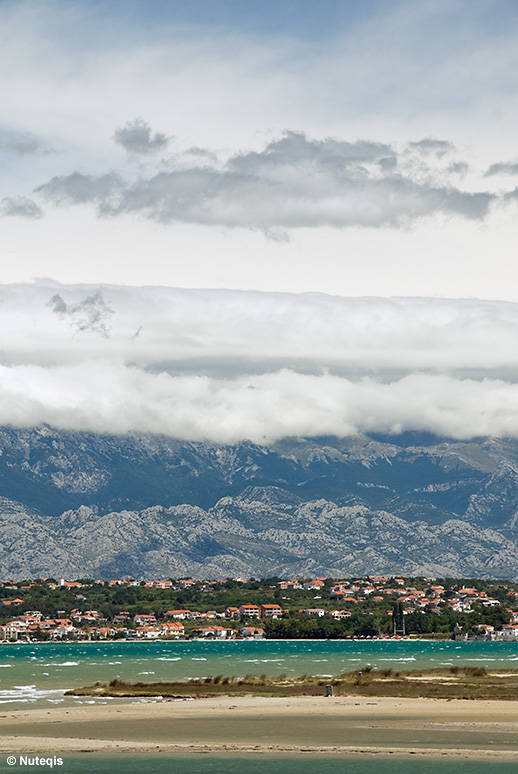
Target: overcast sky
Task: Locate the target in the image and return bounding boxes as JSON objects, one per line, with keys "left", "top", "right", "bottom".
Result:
{"left": 2, "top": 1, "right": 518, "bottom": 441}
{"left": 2, "top": 0, "right": 518, "bottom": 298}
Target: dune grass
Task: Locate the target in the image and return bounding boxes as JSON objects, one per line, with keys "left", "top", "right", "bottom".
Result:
{"left": 65, "top": 666, "right": 518, "bottom": 701}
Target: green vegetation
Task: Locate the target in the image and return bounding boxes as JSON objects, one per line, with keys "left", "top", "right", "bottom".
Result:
{"left": 1, "top": 574, "right": 517, "bottom": 639}
{"left": 66, "top": 667, "right": 518, "bottom": 701}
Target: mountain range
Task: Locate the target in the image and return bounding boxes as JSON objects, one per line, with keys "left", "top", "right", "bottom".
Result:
{"left": 2, "top": 426, "right": 518, "bottom": 580}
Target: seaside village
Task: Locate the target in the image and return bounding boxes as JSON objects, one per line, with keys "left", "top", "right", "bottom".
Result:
{"left": 2, "top": 575, "right": 518, "bottom": 643}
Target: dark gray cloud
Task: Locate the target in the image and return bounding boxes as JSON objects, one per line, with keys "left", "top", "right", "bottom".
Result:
{"left": 406, "top": 138, "right": 455, "bottom": 157}
{"left": 447, "top": 161, "right": 470, "bottom": 176}
{"left": 34, "top": 130, "right": 495, "bottom": 230}
{"left": 0, "top": 129, "right": 49, "bottom": 157}
{"left": 1, "top": 196, "right": 43, "bottom": 219}
{"left": 227, "top": 131, "right": 397, "bottom": 174}
{"left": 36, "top": 172, "right": 122, "bottom": 205}
{"left": 113, "top": 118, "right": 169, "bottom": 155}
{"left": 485, "top": 160, "right": 518, "bottom": 177}
{"left": 47, "top": 291, "right": 114, "bottom": 338}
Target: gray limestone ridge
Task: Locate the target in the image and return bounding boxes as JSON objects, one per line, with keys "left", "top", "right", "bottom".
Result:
{"left": 2, "top": 426, "right": 518, "bottom": 579}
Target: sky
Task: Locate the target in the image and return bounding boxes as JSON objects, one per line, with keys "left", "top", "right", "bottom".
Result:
{"left": 2, "top": 0, "right": 518, "bottom": 442}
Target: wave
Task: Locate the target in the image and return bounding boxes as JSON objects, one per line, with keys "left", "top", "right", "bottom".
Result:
{"left": 156, "top": 657, "right": 182, "bottom": 661}
{"left": 378, "top": 657, "right": 417, "bottom": 662}
{"left": 0, "top": 685, "right": 65, "bottom": 705}
{"left": 462, "top": 657, "right": 497, "bottom": 661}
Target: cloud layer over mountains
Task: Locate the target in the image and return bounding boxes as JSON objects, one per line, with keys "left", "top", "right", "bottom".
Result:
{"left": 1, "top": 282, "right": 518, "bottom": 443}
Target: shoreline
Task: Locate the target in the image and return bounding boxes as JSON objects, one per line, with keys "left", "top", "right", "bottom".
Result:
{"left": 0, "top": 636, "right": 491, "bottom": 645}
{"left": 2, "top": 695, "right": 518, "bottom": 759}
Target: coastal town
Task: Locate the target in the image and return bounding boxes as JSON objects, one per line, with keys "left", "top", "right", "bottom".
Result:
{"left": 1, "top": 574, "right": 518, "bottom": 642}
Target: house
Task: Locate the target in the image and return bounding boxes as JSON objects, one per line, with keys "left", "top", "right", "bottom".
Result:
{"left": 240, "top": 626, "right": 265, "bottom": 639}
{"left": 303, "top": 580, "right": 325, "bottom": 590}
{"left": 0, "top": 623, "right": 20, "bottom": 640}
{"left": 165, "top": 610, "right": 192, "bottom": 619}
{"left": 50, "top": 624, "right": 77, "bottom": 639}
{"left": 259, "top": 604, "right": 282, "bottom": 619}
{"left": 113, "top": 612, "right": 131, "bottom": 624}
{"left": 496, "top": 624, "right": 518, "bottom": 640}
{"left": 158, "top": 622, "right": 185, "bottom": 637}
{"left": 329, "top": 610, "right": 351, "bottom": 619}
{"left": 192, "top": 626, "right": 231, "bottom": 638}
{"left": 134, "top": 614, "right": 157, "bottom": 625}
{"left": 177, "top": 579, "right": 199, "bottom": 588}
{"left": 225, "top": 607, "right": 240, "bottom": 618}
{"left": 238, "top": 604, "right": 260, "bottom": 618}
{"left": 278, "top": 580, "right": 302, "bottom": 590}
{"left": 136, "top": 626, "right": 161, "bottom": 639}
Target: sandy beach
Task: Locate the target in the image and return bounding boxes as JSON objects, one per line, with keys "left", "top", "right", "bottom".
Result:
{"left": 1, "top": 695, "right": 518, "bottom": 759}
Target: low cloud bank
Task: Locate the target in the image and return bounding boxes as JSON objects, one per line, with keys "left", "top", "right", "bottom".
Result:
{"left": 1, "top": 282, "right": 518, "bottom": 442}
{"left": 2, "top": 282, "right": 518, "bottom": 372}
{"left": 0, "top": 365, "right": 517, "bottom": 443}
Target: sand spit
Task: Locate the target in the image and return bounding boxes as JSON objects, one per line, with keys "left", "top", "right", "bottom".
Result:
{"left": 1, "top": 695, "right": 518, "bottom": 759}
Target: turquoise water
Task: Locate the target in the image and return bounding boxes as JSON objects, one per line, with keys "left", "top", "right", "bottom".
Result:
{"left": 2, "top": 642, "right": 518, "bottom": 773}
{"left": 2, "top": 639, "right": 518, "bottom": 708}
{"left": 0, "top": 754, "right": 515, "bottom": 774}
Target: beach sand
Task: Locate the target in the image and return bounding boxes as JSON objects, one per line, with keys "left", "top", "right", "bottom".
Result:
{"left": 2, "top": 695, "right": 518, "bottom": 759}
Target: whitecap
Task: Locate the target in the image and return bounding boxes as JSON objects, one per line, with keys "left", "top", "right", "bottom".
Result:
{"left": 137, "top": 671, "right": 155, "bottom": 675}
{"left": 108, "top": 661, "right": 122, "bottom": 665}
{"left": 0, "top": 686, "right": 65, "bottom": 704}
{"left": 192, "top": 657, "right": 207, "bottom": 661}
{"left": 378, "top": 657, "right": 416, "bottom": 662}
{"left": 466, "top": 657, "right": 497, "bottom": 661}
{"left": 0, "top": 664, "right": 12, "bottom": 668}
{"left": 0, "top": 698, "right": 29, "bottom": 704}
{"left": 260, "top": 659, "right": 285, "bottom": 662}
{"left": 156, "top": 657, "right": 181, "bottom": 661}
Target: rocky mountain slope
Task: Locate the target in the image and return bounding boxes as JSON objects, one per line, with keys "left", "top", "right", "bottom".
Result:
{"left": 2, "top": 426, "right": 518, "bottom": 579}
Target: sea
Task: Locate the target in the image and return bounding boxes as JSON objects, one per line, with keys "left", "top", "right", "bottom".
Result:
{"left": 1, "top": 639, "right": 518, "bottom": 773}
